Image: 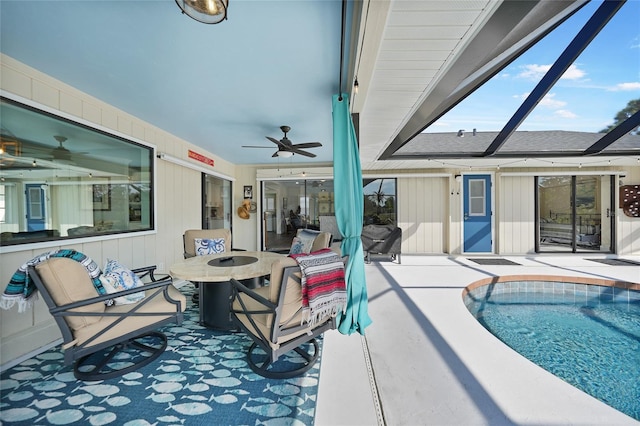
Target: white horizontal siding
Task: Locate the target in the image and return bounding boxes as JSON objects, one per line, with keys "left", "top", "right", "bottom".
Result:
{"left": 498, "top": 176, "right": 535, "bottom": 254}
{"left": 398, "top": 176, "right": 447, "bottom": 253}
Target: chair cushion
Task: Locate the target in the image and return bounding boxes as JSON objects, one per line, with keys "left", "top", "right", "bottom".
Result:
{"left": 194, "top": 238, "right": 226, "bottom": 256}
{"left": 289, "top": 229, "right": 319, "bottom": 254}
{"left": 99, "top": 259, "right": 145, "bottom": 305}
{"left": 72, "top": 285, "right": 186, "bottom": 349}
{"left": 184, "top": 229, "right": 231, "bottom": 257}
{"left": 35, "top": 258, "right": 105, "bottom": 330}
{"left": 310, "top": 231, "right": 331, "bottom": 252}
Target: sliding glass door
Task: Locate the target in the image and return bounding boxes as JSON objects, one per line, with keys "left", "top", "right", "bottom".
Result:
{"left": 261, "top": 179, "right": 334, "bottom": 252}
{"left": 537, "top": 175, "right": 614, "bottom": 253}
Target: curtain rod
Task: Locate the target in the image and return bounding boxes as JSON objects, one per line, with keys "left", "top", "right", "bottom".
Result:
{"left": 338, "top": 0, "right": 346, "bottom": 101}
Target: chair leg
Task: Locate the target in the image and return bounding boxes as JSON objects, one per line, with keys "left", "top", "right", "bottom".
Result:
{"left": 246, "top": 340, "right": 320, "bottom": 379}
{"left": 74, "top": 331, "right": 168, "bottom": 381}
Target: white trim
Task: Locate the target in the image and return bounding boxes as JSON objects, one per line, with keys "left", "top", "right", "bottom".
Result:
{"left": 0, "top": 90, "right": 156, "bottom": 150}
{"left": 0, "top": 338, "right": 62, "bottom": 372}
{"left": 157, "top": 152, "right": 235, "bottom": 181}
{"left": 363, "top": 173, "right": 451, "bottom": 179}
{"left": 0, "top": 230, "right": 157, "bottom": 254}
{"left": 499, "top": 170, "right": 625, "bottom": 177}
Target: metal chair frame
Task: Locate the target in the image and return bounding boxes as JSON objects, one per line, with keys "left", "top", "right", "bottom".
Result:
{"left": 29, "top": 264, "right": 184, "bottom": 381}
{"left": 230, "top": 266, "right": 336, "bottom": 379}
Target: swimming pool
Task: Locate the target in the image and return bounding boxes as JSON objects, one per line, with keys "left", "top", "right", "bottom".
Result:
{"left": 463, "top": 276, "right": 640, "bottom": 421}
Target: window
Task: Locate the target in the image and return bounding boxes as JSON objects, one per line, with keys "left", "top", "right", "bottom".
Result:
{"left": 468, "top": 179, "right": 486, "bottom": 216}
{"left": 0, "top": 96, "right": 154, "bottom": 246}
{"left": 363, "top": 178, "right": 397, "bottom": 226}
{"left": 536, "top": 175, "right": 613, "bottom": 253}
{"left": 259, "top": 177, "right": 398, "bottom": 251}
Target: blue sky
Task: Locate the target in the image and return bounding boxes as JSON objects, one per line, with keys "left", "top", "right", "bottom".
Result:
{"left": 429, "top": 0, "right": 640, "bottom": 134}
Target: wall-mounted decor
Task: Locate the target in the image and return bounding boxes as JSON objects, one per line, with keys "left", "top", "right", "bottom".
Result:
{"left": 244, "top": 185, "right": 253, "bottom": 199}
{"left": 93, "top": 183, "right": 111, "bottom": 211}
{"left": 619, "top": 185, "right": 639, "bottom": 218}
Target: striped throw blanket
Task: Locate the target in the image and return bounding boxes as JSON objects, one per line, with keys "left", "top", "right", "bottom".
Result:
{"left": 289, "top": 248, "right": 347, "bottom": 326}
{"left": 1, "top": 249, "right": 106, "bottom": 313}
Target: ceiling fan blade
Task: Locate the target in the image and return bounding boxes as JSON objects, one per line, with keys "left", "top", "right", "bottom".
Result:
{"left": 291, "top": 148, "right": 316, "bottom": 158}
{"left": 291, "top": 142, "right": 322, "bottom": 149}
{"left": 272, "top": 151, "right": 280, "bottom": 158}
{"left": 242, "top": 145, "right": 273, "bottom": 148}
{"left": 266, "top": 136, "right": 286, "bottom": 148}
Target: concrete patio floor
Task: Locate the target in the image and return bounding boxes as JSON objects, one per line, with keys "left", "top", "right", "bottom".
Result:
{"left": 315, "top": 254, "right": 640, "bottom": 426}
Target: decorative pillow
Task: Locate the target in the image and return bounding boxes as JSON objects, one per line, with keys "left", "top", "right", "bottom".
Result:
{"left": 100, "top": 259, "right": 145, "bottom": 305}
{"left": 194, "top": 238, "right": 226, "bottom": 256}
{"left": 289, "top": 237, "right": 305, "bottom": 255}
{"left": 289, "top": 230, "right": 318, "bottom": 254}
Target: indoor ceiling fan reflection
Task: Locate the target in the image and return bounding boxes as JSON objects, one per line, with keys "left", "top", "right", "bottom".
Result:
{"left": 242, "top": 126, "right": 322, "bottom": 158}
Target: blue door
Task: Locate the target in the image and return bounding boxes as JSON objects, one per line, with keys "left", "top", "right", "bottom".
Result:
{"left": 463, "top": 175, "right": 492, "bottom": 253}
{"left": 25, "top": 184, "right": 46, "bottom": 231}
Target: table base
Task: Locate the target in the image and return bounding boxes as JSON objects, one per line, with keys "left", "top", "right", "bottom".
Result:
{"left": 199, "top": 276, "right": 265, "bottom": 330}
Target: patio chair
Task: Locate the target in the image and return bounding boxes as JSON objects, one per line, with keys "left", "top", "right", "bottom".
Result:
{"left": 183, "top": 228, "right": 233, "bottom": 258}
{"left": 230, "top": 250, "right": 345, "bottom": 379}
{"left": 183, "top": 228, "right": 252, "bottom": 300}
{"left": 280, "top": 229, "right": 332, "bottom": 255}
{"left": 29, "top": 258, "right": 186, "bottom": 381}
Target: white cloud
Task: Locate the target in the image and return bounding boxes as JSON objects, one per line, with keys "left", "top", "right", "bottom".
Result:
{"left": 516, "top": 92, "right": 568, "bottom": 109}
{"left": 539, "top": 93, "right": 566, "bottom": 109}
{"left": 608, "top": 82, "right": 640, "bottom": 91}
{"left": 554, "top": 109, "right": 578, "bottom": 119}
{"left": 517, "top": 64, "right": 586, "bottom": 81}
{"left": 518, "top": 64, "right": 549, "bottom": 80}
{"left": 561, "top": 64, "right": 586, "bottom": 80}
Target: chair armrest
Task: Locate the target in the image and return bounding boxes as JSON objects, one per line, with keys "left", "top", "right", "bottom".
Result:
{"left": 230, "top": 278, "right": 276, "bottom": 310}
{"left": 132, "top": 265, "right": 168, "bottom": 282}
{"left": 49, "top": 276, "right": 176, "bottom": 315}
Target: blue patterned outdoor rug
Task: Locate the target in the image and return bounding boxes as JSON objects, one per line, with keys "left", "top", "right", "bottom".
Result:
{"left": 0, "top": 283, "right": 322, "bottom": 425}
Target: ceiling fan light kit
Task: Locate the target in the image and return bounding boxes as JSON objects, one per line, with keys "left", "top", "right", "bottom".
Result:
{"left": 276, "top": 150, "right": 294, "bottom": 158}
{"left": 175, "top": 0, "right": 228, "bottom": 24}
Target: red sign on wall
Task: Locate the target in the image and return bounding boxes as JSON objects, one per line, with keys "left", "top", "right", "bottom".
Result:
{"left": 188, "top": 150, "right": 214, "bottom": 167}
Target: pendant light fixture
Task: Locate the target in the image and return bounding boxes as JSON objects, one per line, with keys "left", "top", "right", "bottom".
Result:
{"left": 175, "top": 0, "right": 228, "bottom": 24}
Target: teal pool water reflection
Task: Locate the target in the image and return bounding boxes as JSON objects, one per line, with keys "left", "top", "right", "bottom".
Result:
{"left": 465, "top": 280, "right": 640, "bottom": 421}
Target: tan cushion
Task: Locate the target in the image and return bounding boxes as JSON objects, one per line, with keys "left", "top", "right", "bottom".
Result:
{"left": 72, "top": 285, "right": 186, "bottom": 349}
{"left": 310, "top": 231, "right": 331, "bottom": 252}
{"left": 266, "top": 256, "right": 299, "bottom": 302}
{"left": 232, "top": 256, "right": 310, "bottom": 347}
{"left": 35, "top": 258, "right": 105, "bottom": 330}
{"left": 184, "top": 229, "right": 231, "bottom": 257}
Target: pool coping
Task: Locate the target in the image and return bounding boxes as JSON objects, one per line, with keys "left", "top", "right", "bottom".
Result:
{"left": 463, "top": 274, "right": 640, "bottom": 298}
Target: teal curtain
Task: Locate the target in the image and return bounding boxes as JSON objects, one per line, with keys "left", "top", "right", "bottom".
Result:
{"left": 332, "top": 93, "right": 372, "bottom": 335}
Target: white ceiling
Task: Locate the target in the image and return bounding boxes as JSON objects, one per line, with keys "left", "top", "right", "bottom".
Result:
{"left": 1, "top": 0, "right": 592, "bottom": 169}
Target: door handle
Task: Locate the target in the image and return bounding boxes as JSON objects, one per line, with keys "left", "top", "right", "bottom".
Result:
{"left": 464, "top": 213, "right": 469, "bottom": 221}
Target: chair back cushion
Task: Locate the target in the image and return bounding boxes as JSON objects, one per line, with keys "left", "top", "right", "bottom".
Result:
{"left": 267, "top": 256, "right": 299, "bottom": 303}
{"left": 290, "top": 229, "right": 331, "bottom": 254}
{"left": 310, "top": 231, "right": 332, "bottom": 252}
{"left": 184, "top": 229, "right": 231, "bottom": 257}
{"left": 35, "top": 258, "right": 105, "bottom": 330}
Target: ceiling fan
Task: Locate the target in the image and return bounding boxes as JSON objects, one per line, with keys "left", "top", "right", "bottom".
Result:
{"left": 243, "top": 126, "right": 322, "bottom": 158}
{"left": 51, "top": 135, "right": 72, "bottom": 161}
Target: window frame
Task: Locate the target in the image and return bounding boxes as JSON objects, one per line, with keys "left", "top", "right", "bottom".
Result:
{"left": 0, "top": 92, "right": 157, "bottom": 251}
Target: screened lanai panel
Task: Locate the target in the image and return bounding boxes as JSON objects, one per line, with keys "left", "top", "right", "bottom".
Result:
{"left": 392, "top": 0, "right": 639, "bottom": 160}
{"left": 397, "top": 177, "right": 446, "bottom": 253}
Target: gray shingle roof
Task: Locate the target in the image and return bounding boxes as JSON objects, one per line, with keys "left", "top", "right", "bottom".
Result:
{"left": 394, "top": 130, "right": 640, "bottom": 158}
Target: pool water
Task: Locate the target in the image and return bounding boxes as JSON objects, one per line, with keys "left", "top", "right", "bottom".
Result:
{"left": 466, "top": 288, "right": 640, "bottom": 420}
